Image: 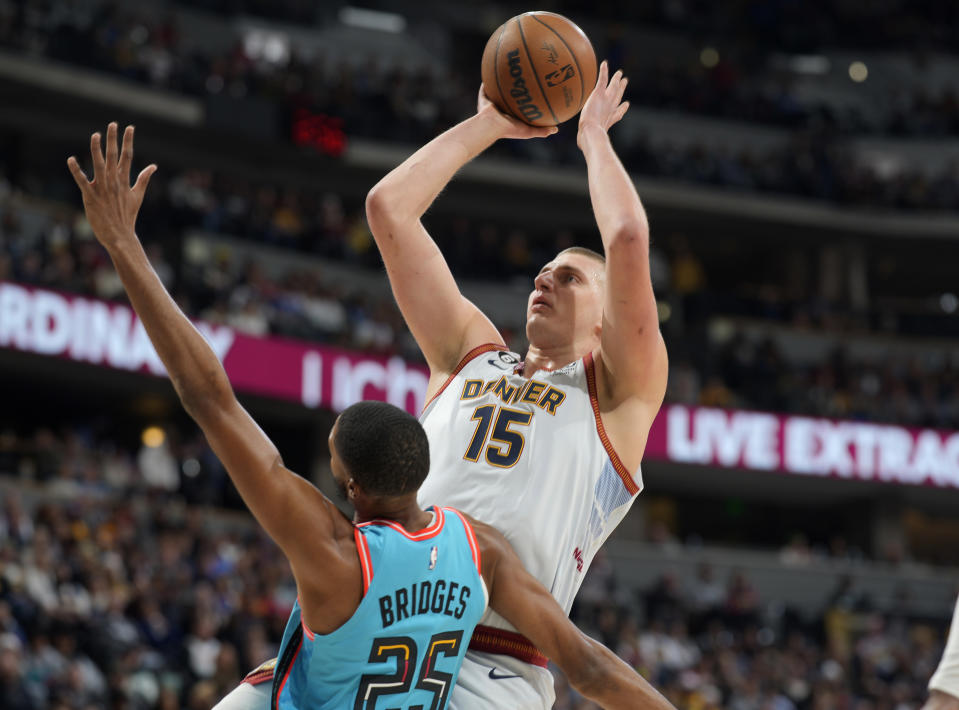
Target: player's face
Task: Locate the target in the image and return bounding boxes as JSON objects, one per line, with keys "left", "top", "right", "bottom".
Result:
{"left": 526, "top": 252, "right": 605, "bottom": 348}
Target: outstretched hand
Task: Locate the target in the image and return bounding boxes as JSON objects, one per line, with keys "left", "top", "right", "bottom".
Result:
{"left": 67, "top": 122, "right": 157, "bottom": 250}
{"left": 577, "top": 61, "right": 629, "bottom": 149}
{"left": 477, "top": 85, "right": 558, "bottom": 140}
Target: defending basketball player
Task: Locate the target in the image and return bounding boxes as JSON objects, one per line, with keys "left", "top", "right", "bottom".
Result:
{"left": 365, "top": 61, "right": 668, "bottom": 708}
{"left": 67, "top": 123, "right": 675, "bottom": 710}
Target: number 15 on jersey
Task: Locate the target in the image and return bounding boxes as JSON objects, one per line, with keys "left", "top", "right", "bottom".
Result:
{"left": 463, "top": 405, "right": 532, "bottom": 468}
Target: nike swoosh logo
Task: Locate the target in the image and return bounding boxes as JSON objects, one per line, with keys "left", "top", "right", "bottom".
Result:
{"left": 488, "top": 668, "right": 523, "bottom": 680}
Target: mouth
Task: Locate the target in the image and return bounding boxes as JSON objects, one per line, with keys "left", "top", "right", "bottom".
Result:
{"left": 531, "top": 295, "right": 551, "bottom": 311}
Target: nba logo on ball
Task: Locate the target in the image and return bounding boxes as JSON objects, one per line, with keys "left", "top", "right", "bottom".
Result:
{"left": 481, "top": 12, "right": 598, "bottom": 127}
{"left": 545, "top": 65, "right": 576, "bottom": 87}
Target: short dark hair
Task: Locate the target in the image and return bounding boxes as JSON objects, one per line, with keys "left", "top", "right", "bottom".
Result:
{"left": 558, "top": 246, "right": 606, "bottom": 265}
{"left": 334, "top": 401, "right": 429, "bottom": 497}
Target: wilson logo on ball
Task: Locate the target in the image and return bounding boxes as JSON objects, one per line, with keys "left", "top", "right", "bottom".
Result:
{"left": 506, "top": 49, "right": 544, "bottom": 122}
{"left": 545, "top": 65, "right": 576, "bottom": 87}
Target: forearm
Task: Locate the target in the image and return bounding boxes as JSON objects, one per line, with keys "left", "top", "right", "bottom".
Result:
{"left": 106, "top": 237, "right": 232, "bottom": 414}
{"left": 573, "top": 638, "right": 675, "bottom": 710}
{"left": 367, "top": 113, "right": 503, "bottom": 226}
{"left": 580, "top": 124, "right": 649, "bottom": 247}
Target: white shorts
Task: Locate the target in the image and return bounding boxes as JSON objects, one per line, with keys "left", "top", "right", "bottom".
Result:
{"left": 448, "top": 651, "right": 555, "bottom": 710}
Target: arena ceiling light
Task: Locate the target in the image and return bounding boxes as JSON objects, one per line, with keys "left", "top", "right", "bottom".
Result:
{"left": 339, "top": 6, "right": 407, "bottom": 33}
{"left": 849, "top": 60, "right": 869, "bottom": 82}
{"left": 243, "top": 28, "right": 290, "bottom": 65}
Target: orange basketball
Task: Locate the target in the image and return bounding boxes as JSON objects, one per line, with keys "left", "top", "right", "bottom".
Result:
{"left": 481, "top": 12, "right": 598, "bottom": 127}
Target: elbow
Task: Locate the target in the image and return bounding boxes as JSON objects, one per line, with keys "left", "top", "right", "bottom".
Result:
{"left": 606, "top": 219, "right": 649, "bottom": 252}
{"left": 175, "top": 370, "right": 234, "bottom": 421}
{"left": 365, "top": 183, "right": 406, "bottom": 236}
{"left": 364, "top": 183, "right": 389, "bottom": 221}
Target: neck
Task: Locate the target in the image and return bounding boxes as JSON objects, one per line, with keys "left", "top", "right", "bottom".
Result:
{"left": 522, "top": 342, "right": 588, "bottom": 375}
{"left": 355, "top": 496, "right": 433, "bottom": 533}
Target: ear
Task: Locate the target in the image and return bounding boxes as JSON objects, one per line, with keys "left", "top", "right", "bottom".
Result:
{"left": 347, "top": 478, "right": 358, "bottom": 500}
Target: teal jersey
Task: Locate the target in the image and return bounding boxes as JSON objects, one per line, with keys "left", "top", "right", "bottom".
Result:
{"left": 271, "top": 506, "right": 488, "bottom": 710}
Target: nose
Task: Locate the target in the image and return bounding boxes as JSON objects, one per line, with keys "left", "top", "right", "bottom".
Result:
{"left": 534, "top": 269, "right": 553, "bottom": 291}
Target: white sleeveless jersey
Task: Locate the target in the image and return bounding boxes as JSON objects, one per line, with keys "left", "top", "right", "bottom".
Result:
{"left": 418, "top": 344, "right": 643, "bottom": 632}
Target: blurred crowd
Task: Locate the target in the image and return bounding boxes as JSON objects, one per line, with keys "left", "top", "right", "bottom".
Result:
{"left": 556, "top": 557, "right": 947, "bottom": 710}
{"left": 5, "top": 160, "right": 959, "bottom": 429}
{"left": 0, "top": 172, "right": 420, "bottom": 361}
{"left": 4, "top": 1, "right": 959, "bottom": 209}
{"left": 0, "top": 488, "right": 291, "bottom": 710}
{"left": 670, "top": 336, "right": 959, "bottom": 431}
{"left": 0, "top": 472, "right": 950, "bottom": 710}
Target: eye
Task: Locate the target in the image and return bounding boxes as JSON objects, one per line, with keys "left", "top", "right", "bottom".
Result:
{"left": 565, "top": 274, "right": 578, "bottom": 283}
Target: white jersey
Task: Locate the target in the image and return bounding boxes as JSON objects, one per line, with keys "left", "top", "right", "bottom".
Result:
{"left": 418, "top": 343, "right": 643, "bottom": 633}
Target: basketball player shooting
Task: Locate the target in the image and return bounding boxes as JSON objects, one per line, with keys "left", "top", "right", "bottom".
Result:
{"left": 67, "top": 124, "right": 675, "bottom": 710}
{"left": 366, "top": 61, "right": 669, "bottom": 709}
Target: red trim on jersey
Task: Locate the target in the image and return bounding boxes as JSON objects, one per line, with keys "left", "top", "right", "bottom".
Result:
{"left": 584, "top": 352, "right": 641, "bottom": 496}
{"left": 468, "top": 625, "right": 548, "bottom": 668}
{"left": 357, "top": 506, "right": 446, "bottom": 541}
{"left": 241, "top": 658, "right": 276, "bottom": 686}
{"left": 272, "top": 636, "right": 303, "bottom": 709}
{"left": 354, "top": 526, "right": 373, "bottom": 595}
{"left": 446, "top": 507, "right": 481, "bottom": 575}
{"left": 421, "top": 343, "right": 508, "bottom": 413}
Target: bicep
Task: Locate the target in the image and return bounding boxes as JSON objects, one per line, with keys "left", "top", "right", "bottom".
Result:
{"left": 193, "top": 397, "right": 336, "bottom": 564}
{"left": 369, "top": 217, "right": 501, "bottom": 374}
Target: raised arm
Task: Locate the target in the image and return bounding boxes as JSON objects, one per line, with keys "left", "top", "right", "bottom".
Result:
{"left": 470, "top": 517, "right": 676, "bottom": 710}
{"left": 578, "top": 62, "right": 668, "bottom": 406}
{"left": 67, "top": 123, "right": 340, "bottom": 574}
{"left": 365, "top": 90, "right": 555, "bottom": 381}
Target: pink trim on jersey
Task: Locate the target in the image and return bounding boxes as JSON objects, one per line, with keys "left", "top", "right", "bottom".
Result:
{"left": 354, "top": 526, "right": 374, "bottom": 596}
{"left": 357, "top": 506, "right": 446, "bottom": 541}
{"left": 272, "top": 635, "right": 303, "bottom": 710}
{"left": 446, "top": 508, "right": 482, "bottom": 575}
{"left": 584, "top": 352, "right": 641, "bottom": 496}
{"left": 421, "top": 343, "right": 508, "bottom": 413}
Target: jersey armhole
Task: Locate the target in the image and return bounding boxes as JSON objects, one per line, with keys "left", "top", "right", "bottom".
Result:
{"left": 445, "top": 507, "right": 482, "bottom": 576}
{"left": 584, "top": 352, "right": 641, "bottom": 496}
{"left": 421, "top": 343, "right": 507, "bottom": 414}
{"left": 354, "top": 526, "right": 374, "bottom": 596}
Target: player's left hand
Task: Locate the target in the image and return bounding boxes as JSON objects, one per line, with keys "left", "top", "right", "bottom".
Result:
{"left": 477, "top": 85, "right": 558, "bottom": 140}
{"left": 577, "top": 61, "right": 629, "bottom": 149}
{"left": 67, "top": 122, "right": 157, "bottom": 250}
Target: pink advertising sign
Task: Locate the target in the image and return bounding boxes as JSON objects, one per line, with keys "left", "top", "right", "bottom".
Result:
{"left": 0, "top": 282, "right": 428, "bottom": 414}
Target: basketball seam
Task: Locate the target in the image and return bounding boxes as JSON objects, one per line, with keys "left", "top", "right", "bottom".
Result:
{"left": 517, "top": 15, "right": 559, "bottom": 125}
{"left": 492, "top": 24, "right": 522, "bottom": 122}
{"left": 530, "top": 13, "right": 588, "bottom": 111}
